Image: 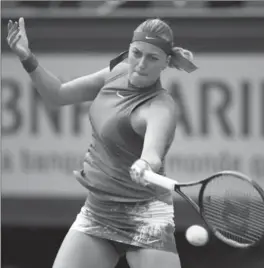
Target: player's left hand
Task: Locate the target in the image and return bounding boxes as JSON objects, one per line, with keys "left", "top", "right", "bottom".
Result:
{"left": 129, "top": 159, "right": 151, "bottom": 186}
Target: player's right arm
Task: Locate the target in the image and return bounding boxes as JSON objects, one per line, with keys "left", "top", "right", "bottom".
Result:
{"left": 6, "top": 17, "right": 109, "bottom": 107}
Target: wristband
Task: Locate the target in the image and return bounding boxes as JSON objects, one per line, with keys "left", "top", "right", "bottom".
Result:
{"left": 21, "top": 52, "right": 39, "bottom": 73}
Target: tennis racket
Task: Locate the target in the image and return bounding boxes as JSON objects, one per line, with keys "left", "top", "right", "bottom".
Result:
{"left": 143, "top": 170, "right": 264, "bottom": 248}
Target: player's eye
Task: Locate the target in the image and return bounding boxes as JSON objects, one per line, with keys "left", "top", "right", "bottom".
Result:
{"left": 149, "top": 55, "right": 159, "bottom": 61}
{"left": 132, "top": 49, "right": 142, "bottom": 58}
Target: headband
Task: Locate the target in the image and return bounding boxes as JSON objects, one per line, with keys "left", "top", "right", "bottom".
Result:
{"left": 132, "top": 32, "right": 172, "bottom": 55}
{"left": 110, "top": 31, "right": 198, "bottom": 73}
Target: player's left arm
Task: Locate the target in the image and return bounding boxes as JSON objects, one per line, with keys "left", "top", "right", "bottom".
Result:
{"left": 140, "top": 93, "right": 177, "bottom": 172}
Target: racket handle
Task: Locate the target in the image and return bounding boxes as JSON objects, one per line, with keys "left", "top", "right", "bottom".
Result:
{"left": 144, "top": 170, "right": 177, "bottom": 191}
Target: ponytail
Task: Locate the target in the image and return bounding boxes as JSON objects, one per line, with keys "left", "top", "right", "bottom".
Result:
{"left": 168, "top": 47, "right": 195, "bottom": 72}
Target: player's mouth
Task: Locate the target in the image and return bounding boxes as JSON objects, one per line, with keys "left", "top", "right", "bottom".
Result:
{"left": 135, "top": 71, "right": 148, "bottom": 76}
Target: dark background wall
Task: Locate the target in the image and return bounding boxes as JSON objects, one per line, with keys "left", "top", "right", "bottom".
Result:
{"left": 2, "top": 16, "right": 264, "bottom": 53}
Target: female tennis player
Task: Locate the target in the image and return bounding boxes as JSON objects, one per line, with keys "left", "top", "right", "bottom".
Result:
{"left": 7, "top": 17, "right": 196, "bottom": 268}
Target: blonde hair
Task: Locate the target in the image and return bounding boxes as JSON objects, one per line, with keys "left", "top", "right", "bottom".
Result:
{"left": 134, "top": 18, "right": 193, "bottom": 70}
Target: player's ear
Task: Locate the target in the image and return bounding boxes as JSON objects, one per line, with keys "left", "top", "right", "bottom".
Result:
{"left": 166, "top": 55, "right": 171, "bottom": 67}
{"left": 162, "top": 55, "right": 170, "bottom": 70}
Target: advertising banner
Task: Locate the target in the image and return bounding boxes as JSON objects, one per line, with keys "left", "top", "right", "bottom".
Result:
{"left": 2, "top": 53, "right": 264, "bottom": 198}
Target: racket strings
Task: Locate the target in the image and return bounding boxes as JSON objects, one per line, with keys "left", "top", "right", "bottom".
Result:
{"left": 201, "top": 175, "right": 264, "bottom": 246}
{"left": 203, "top": 201, "right": 264, "bottom": 244}
{"left": 204, "top": 199, "right": 263, "bottom": 240}
{"left": 204, "top": 206, "right": 262, "bottom": 243}
{"left": 207, "top": 198, "right": 264, "bottom": 230}
{"left": 210, "top": 196, "right": 264, "bottom": 241}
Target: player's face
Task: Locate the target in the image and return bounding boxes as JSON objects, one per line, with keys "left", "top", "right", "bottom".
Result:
{"left": 127, "top": 41, "right": 168, "bottom": 88}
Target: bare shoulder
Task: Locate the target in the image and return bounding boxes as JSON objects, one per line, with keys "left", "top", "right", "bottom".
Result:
{"left": 134, "top": 91, "right": 177, "bottom": 122}
{"left": 147, "top": 91, "right": 177, "bottom": 118}
{"left": 111, "top": 61, "right": 129, "bottom": 72}
{"left": 106, "top": 62, "right": 129, "bottom": 82}
{"left": 131, "top": 91, "right": 176, "bottom": 137}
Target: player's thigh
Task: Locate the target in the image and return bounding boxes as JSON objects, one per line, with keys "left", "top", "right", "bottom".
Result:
{"left": 52, "top": 229, "right": 119, "bottom": 268}
{"left": 126, "top": 248, "right": 182, "bottom": 268}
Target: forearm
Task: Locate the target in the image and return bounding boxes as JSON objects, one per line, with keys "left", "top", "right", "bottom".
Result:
{"left": 21, "top": 52, "right": 62, "bottom": 106}
{"left": 29, "top": 64, "right": 62, "bottom": 106}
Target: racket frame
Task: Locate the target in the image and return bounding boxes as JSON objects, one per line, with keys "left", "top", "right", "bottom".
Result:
{"left": 144, "top": 170, "right": 264, "bottom": 248}
{"left": 198, "top": 170, "right": 264, "bottom": 248}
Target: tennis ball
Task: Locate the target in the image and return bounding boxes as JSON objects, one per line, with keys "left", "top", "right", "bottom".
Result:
{"left": 185, "top": 225, "right": 209, "bottom": 246}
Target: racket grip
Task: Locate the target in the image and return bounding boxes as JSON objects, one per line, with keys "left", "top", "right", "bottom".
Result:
{"left": 144, "top": 170, "right": 177, "bottom": 191}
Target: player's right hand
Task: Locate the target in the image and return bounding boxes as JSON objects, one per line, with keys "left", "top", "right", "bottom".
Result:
{"left": 6, "top": 17, "right": 31, "bottom": 60}
{"left": 129, "top": 159, "right": 151, "bottom": 187}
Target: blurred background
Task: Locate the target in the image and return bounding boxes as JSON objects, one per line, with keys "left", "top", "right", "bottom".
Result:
{"left": 1, "top": 1, "right": 264, "bottom": 267}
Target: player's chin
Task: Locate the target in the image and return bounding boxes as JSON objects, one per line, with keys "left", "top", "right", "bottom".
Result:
{"left": 130, "top": 75, "right": 150, "bottom": 88}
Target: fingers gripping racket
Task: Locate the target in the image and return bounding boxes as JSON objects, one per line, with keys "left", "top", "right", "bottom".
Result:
{"left": 143, "top": 170, "right": 264, "bottom": 248}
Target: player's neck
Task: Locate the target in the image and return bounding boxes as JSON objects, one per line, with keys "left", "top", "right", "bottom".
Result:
{"left": 128, "top": 78, "right": 160, "bottom": 91}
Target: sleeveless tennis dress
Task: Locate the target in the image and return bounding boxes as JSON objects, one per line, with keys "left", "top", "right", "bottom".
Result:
{"left": 71, "top": 63, "right": 177, "bottom": 254}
